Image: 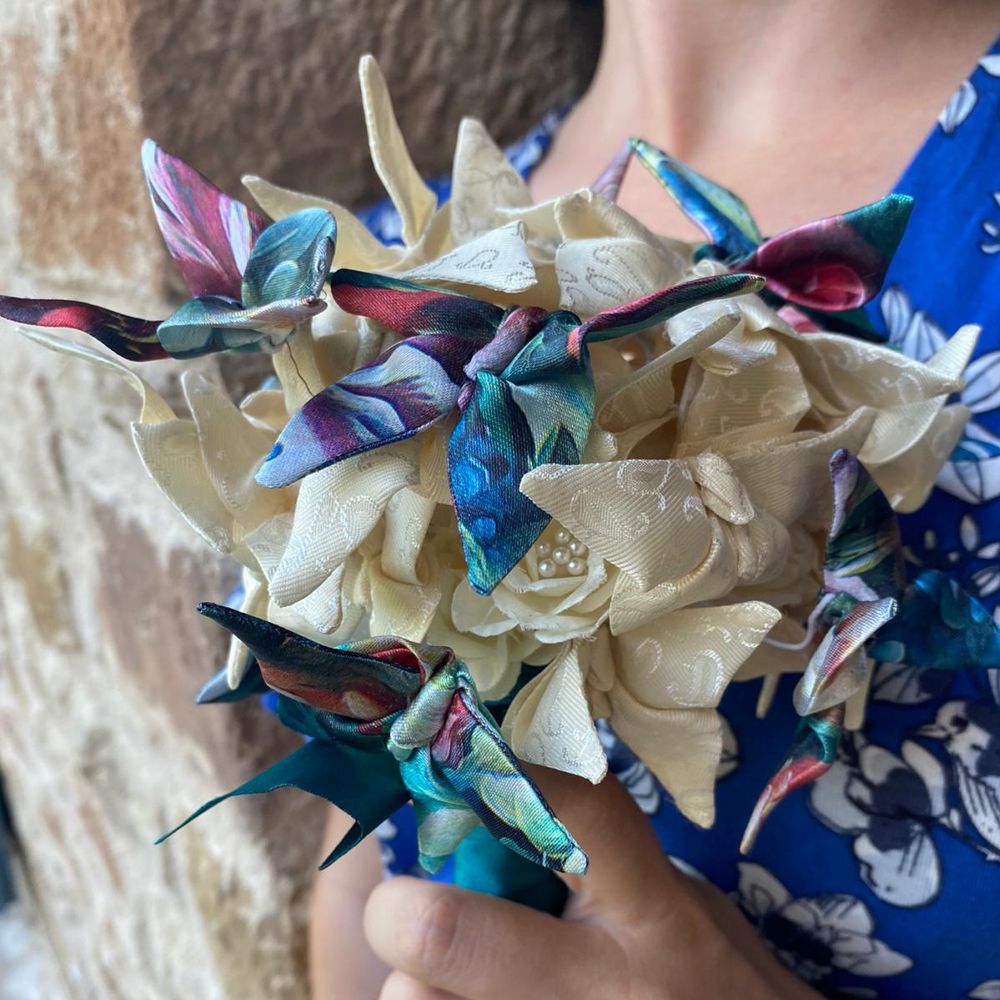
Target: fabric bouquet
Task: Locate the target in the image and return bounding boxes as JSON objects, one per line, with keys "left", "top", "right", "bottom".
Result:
{"left": 4, "top": 55, "right": 997, "bottom": 912}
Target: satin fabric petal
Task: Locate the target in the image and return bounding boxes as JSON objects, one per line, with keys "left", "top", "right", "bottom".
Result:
{"left": 157, "top": 737, "right": 409, "bottom": 871}
{"left": 256, "top": 334, "right": 477, "bottom": 487}
{"left": 329, "top": 268, "right": 506, "bottom": 340}
{"left": 0, "top": 295, "right": 166, "bottom": 361}
{"left": 431, "top": 683, "right": 588, "bottom": 874}
{"left": 576, "top": 272, "right": 765, "bottom": 342}
{"left": 741, "top": 705, "right": 845, "bottom": 854}
{"left": 240, "top": 208, "right": 336, "bottom": 307}
{"left": 141, "top": 138, "right": 267, "bottom": 299}
{"left": 630, "top": 137, "right": 762, "bottom": 257}
{"left": 824, "top": 449, "right": 905, "bottom": 603}
{"left": 197, "top": 603, "right": 425, "bottom": 725}
{"left": 157, "top": 294, "right": 327, "bottom": 358}
{"left": 868, "top": 570, "right": 1000, "bottom": 670}
{"left": 793, "top": 597, "right": 897, "bottom": 716}
{"left": 735, "top": 194, "right": 914, "bottom": 311}
{"left": 450, "top": 314, "right": 593, "bottom": 595}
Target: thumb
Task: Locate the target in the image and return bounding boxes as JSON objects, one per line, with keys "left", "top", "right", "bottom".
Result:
{"left": 526, "top": 763, "right": 684, "bottom": 915}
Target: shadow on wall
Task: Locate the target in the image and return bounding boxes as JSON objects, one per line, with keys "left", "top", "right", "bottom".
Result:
{"left": 131, "top": 0, "right": 603, "bottom": 212}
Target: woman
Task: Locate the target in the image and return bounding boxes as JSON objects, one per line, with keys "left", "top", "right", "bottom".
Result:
{"left": 313, "top": 3, "right": 1000, "bottom": 997}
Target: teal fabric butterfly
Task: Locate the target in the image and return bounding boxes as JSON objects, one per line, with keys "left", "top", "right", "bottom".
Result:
{"left": 0, "top": 141, "right": 336, "bottom": 359}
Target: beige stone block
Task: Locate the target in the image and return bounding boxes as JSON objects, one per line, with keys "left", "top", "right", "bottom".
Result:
{"left": 0, "top": 1, "right": 598, "bottom": 995}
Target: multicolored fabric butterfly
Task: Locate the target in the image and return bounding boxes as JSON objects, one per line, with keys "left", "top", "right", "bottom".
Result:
{"left": 741, "top": 450, "right": 1000, "bottom": 851}
{"left": 161, "top": 603, "right": 587, "bottom": 876}
{"left": 624, "top": 139, "right": 913, "bottom": 339}
{"left": 256, "top": 268, "right": 764, "bottom": 594}
{"left": 0, "top": 141, "right": 336, "bottom": 359}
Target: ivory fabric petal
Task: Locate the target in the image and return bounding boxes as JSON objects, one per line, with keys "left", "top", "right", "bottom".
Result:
{"left": 520, "top": 460, "right": 711, "bottom": 590}
{"left": 503, "top": 642, "right": 608, "bottom": 784}
{"left": 359, "top": 55, "right": 437, "bottom": 247}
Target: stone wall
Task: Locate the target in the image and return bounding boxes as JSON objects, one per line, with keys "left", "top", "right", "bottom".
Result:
{"left": 0, "top": 2, "right": 600, "bottom": 996}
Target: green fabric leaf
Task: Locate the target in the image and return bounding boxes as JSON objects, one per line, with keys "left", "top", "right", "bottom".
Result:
{"left": 157, "top": 738, "right": 409, "bottom": 868}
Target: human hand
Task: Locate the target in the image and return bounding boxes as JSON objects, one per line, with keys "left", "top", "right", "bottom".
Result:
{"left": 312, "top": 764, "right": 823, "bottom": 999}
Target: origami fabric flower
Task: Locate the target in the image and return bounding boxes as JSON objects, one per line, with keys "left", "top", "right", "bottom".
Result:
{"left": 628, "top": 138, "right": 913, "bottom": 336}
{"left": 162, "top": 604, "right": 587, "bottom": 876}
{"left": 0, "top": 141, "right": 335, "bottom": 359}
{"left": 256, "top": 268, "right": 763, "bottom": 594}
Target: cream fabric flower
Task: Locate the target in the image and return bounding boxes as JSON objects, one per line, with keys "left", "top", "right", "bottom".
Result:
{"left": 496, "top": 278, "right": 975, "bottom": 822}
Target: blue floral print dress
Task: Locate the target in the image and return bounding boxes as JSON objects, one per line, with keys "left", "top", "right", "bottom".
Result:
{"left": 365, "top": 45, "right": 1000, "bottom": 1000}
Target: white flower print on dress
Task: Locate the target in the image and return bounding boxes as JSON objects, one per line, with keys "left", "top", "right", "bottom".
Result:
{"left": 981, "top": 193, "right": 1000, "bottom": 255}
{"left": 871, "top": 660, "right": 952, "bottom": 706}
{"left": 374, "top": 817, "right": 399, "bottom": 874}
{"left": 938, "top": 55, "right": 1000, "bottom": 135}
{"left": 809, "top": 734, "right": 949, "bottom": 907}
{"left": 881, "top": 286, "right": 1000, "bottom": 505}
{"left": 718, "top": 714, "right": 740, "bottom": 779}
{"left": 736, "top": 862, "right": 912, "bottom": 984}
{"left": 970, "top": 982, "right": 1000, "bottom": 1000}
{"left": 597, "top": 721, "right": 662, "bottom": 815}
{"left": 904, "top": 516, "right": 1000, "bottom": 623}
{"left": 919, "top": 700, "right": 1000, "bottom": 857}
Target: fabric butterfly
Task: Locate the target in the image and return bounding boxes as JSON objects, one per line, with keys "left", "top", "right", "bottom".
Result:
{"left": 0, "top": 141, "right": 336, "bottom": 359}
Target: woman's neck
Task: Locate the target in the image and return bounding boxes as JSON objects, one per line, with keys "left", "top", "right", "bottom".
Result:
{"left": 530, "top": 0, "right": 1000, "bottom": 236}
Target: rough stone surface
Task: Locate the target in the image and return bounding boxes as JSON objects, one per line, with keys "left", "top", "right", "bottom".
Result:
{"left": 0, "top": 1, "right": 599, "bottom": 996}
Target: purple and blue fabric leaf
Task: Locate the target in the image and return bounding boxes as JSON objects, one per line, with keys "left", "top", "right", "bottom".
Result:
{"left": 256, "top": 270, "right": 505, "bottom": 487}
{"left": 868, "top": 570, "right": 1000, "bottom": 670}
{"left": 629, "top": 138, "right": 762, "bottom": 257}
{"left": 167, "top": 604, "right": 587, "bottom": 878}
{"left": 0, "top": 298, "right": 167, "bottom": 361}
{"left": 740, "top": 705, "right": 845, "bottom": 854}
{"left": 449, "top": 311, "right": 594, "bottom": 594}
{"left": 141, "top": 137, "right": 267, "bottom": 300}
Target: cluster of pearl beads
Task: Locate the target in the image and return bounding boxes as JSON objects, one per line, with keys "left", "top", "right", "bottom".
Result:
{"left": 536, "top": 528, "right": 589, "bottom": 578}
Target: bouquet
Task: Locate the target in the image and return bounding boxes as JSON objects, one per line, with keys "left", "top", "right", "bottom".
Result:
{"left": 4, "top": 55, "right": 996, "bottom": 911}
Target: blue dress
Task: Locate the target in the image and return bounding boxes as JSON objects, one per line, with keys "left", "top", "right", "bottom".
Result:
{"left": 364, "top": 46, "right": 1000, "bottom": 1000}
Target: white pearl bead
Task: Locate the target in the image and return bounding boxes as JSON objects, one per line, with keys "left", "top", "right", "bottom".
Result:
{"left": 569, "top": 540, "right": 588, "bottom": 557}
{"left": 567, "top": 557, "right": 586, "bottom": 576}
{"left": 538, "top": 559, "right": 557, "bottom": 578}
{"left": 554, "top": 528, "right": 571, "bottom": 546}
{"left": 552, "top": 546, "right": 570, "bottom": 566}
{"left": 535, "top": 541, "right": 552, "bottom": 558}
